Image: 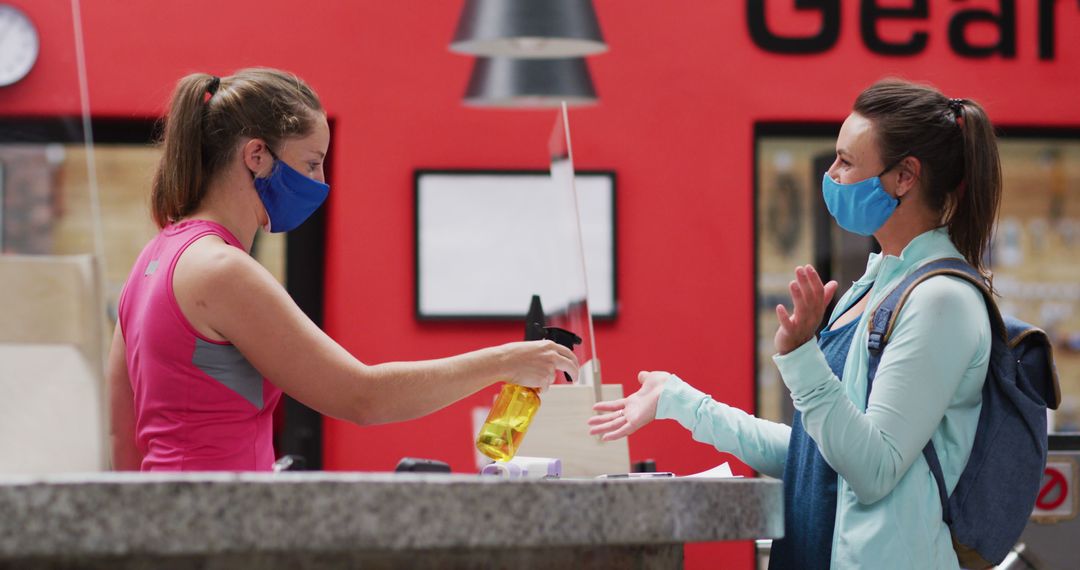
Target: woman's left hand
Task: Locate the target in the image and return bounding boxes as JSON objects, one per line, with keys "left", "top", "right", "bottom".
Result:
{"left": 774, "top": 264, "right": 838, "bottom": 355}
{"left": 587, "top": 371, "right": 670, "bottom": 441}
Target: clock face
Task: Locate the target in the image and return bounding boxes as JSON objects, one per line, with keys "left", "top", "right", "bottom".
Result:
{"left": 0, "top": 5, "right": 39, "bottom": 87}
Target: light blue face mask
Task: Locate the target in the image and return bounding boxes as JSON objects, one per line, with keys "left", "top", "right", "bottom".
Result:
{"left": 821, "top": 162, "right": 902, "bottom": 236}
{"left": 253, "top": 151, "right": 329, "bottom": 233}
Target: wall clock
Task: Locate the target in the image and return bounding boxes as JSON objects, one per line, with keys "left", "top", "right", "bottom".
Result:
{"left": 0, "top": 5, "right": 39, "bottom": 87}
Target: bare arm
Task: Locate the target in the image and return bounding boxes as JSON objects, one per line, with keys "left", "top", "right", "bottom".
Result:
{"left": 178, "top": 240, "right": 577, "bottom": 426}
{"left": 107, "top": 321, "right": 142, "bottom": 470}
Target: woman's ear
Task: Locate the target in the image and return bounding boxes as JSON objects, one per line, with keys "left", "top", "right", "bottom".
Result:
{"left": 894, "top": 155, "right": 922, "bottom": 201}
{"left": 241, "top": 139, "right": 271, "bottom": 176}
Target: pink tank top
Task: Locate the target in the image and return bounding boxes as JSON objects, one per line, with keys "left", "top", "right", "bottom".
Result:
{"left": 118, "top": 219, "right": 282, "bottom": 471}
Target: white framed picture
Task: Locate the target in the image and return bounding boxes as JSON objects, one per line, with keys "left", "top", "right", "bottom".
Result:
{"left": 415, "top": 169, "right": 616, "bottom": 320}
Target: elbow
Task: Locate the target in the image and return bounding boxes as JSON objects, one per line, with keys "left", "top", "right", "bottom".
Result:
{"left": 833, "top": 436, "right": 908, "bottom": 505}
{"left": 336, "top": 364, "right": 420, "bottom": 427}
{"left": 343, "top": 387, "right": 396, "bottom": 427}
{"left": 850, "top": 482, "right": 891, "bottom": 505}
{"left": 348, "top": 411, "right": 379, "bottom": 427}
{"left": 846, "top": 462, "right": 903, "bottom": 505}
{"left": 343, "top": 392, "right": 377, "bottom": 426}
{"left": 337, "top": 364, "right": 378, "bottom": 426}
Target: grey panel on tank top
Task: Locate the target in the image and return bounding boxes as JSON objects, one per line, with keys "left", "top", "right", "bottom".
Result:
{"left": 192, "top": 338, "right": 264, "bottom": 409}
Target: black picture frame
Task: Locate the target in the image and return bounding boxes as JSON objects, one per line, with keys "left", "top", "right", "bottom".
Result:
{"left": 414, "top": 168, "right": 618, "bottom": 321}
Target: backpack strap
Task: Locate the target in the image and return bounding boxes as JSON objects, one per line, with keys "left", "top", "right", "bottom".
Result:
{"left": 865, "top": 258, "right": 1005, "bottom": 525}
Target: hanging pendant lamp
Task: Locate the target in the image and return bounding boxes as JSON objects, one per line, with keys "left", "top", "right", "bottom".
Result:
{"left": 451, "top": 0, "right": 607, "bottom": 59}
{"left": 462, "top": 57, "right": 597, "bottom": 108}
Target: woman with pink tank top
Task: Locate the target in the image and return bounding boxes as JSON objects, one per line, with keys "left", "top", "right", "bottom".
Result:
{"left": 108, "top": 69, "right": 578, "bottom": 472}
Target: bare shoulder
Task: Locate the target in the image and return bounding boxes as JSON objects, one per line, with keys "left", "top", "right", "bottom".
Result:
{"left": 173, "top": 235, "right": 283, "bottom": 340}
{"left": 177, "top": 236, "right": 273, "bottom": 290}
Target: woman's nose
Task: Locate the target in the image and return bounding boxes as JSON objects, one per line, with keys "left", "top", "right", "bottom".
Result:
{"left": 826, "top": 160, "right": 840, "bottom": 181}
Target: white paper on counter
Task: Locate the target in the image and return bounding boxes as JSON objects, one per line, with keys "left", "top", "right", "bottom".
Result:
{"left": 681, "top": 462, "right": 741, "bottom": 479}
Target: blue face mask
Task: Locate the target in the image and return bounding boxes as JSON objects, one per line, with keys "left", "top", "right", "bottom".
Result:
{"left": 253, "top": 154, "right": 329, "bottom": 233}
{"left": 821, "top": 166, "right": 900, "bottom": 236}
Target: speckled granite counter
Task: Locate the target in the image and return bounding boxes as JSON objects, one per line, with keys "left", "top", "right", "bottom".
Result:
{"left": 0, "top": 472, "right": 782, "bottom": 569}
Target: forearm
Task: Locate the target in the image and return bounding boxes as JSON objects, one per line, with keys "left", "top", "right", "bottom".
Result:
{"left": 657, "top": 376, "right": 790, "bottom": 478}
{"left": 351, "top": 346, "right": 505, "bottom": 425}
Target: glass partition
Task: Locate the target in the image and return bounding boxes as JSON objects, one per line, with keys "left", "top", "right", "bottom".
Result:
{"left": 0, "top": 2, "right": 110, "bottom": 473}
{"left": 546, "top": 103, "right": 601, "bottom": 392}
{"left": 0, "top": 4, "right": 291, "bottom": 474}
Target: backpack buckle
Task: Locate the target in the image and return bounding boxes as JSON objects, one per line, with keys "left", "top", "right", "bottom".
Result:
{"left": 867, "top": 330, "right": 884, "bottom": 353}
{"left": 867, "top": 307, "right": 892, "bottom": 354}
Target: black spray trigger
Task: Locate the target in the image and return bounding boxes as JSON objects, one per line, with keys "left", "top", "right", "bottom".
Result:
{"left": 543, "top": 326, "right": 581, "bottom": 383}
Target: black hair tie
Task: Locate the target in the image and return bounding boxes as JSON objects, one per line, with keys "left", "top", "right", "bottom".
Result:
{"left": 207, "top": 76, "right": 221, "bottom": 97}
{"left": 947, "top": 98, "right": 966, "bottom": 129}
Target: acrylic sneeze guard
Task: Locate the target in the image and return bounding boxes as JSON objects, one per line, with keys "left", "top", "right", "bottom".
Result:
{"left": 0, "top": 1, "right": 111, "bottom": 473}
{"left": 544, "top": 103, "right": 602, "bottom": 397}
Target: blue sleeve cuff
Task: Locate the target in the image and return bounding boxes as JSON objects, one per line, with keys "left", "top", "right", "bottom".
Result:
{"left": 771, "top": 339, "right": 834, "bottom": 398}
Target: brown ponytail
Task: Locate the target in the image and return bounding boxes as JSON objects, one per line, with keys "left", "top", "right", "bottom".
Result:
{"left": 151, "top": 68, "right": 323, "bottom": 228}
{"left": 950, "top": 99, "right": 1002, "bottom": 278}
{"left": 853, "top": 79, "right": 1002, "bottom": 279}
{"left": 152, "top": 74, "right": 216, "bottom": 229}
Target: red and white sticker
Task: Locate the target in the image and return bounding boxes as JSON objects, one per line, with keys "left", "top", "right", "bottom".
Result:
{"left": 1032, "top": 457, "right": 1078, "bottom": 523}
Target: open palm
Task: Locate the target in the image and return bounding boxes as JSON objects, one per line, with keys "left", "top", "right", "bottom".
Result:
{"left": 587, "top": 371, "right": 671, "bottom": 441}
{"left": 775, "top": 264, "right": 838, "bottom": 355}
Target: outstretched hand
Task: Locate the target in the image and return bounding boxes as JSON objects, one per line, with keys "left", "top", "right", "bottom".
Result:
{"left": 774, "top": 264, "right": 838, "bottom": 355}
{"left": 587, "top": 371, "right": 671, "bottom": 441}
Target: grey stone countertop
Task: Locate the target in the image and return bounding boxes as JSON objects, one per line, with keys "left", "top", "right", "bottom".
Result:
{"left": 0, "top": 472, "right": 783, "bottom": 558}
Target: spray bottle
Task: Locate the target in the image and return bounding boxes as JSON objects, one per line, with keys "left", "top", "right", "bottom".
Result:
{"left": 475, "top": 296, "right": 581, "bottom": 462}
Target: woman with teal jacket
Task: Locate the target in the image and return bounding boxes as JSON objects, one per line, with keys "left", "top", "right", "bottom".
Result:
{"left": 590, "top": 79, "right": 1002, "bottom": 569}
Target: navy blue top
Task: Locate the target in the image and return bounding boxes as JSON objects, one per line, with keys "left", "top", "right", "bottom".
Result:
{"left": 769, "top": 288, "right": 869, "bottom": 570}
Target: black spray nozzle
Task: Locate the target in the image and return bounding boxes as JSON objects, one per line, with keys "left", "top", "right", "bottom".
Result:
{"left": 543, "top": 326, "right": 581, "bottom": 383}
{"left": 524, "top": 295, "right": 546, "bottom": 341}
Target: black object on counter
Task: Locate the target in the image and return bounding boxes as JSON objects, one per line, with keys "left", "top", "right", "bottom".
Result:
{"left": 632, "top": 459, "right": 658, "bottom": 473}
{"left": 395, "top": 457, "right": 452, "bottom": 473}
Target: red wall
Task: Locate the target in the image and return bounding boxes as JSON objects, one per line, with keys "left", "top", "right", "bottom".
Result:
{"left": 5, "top": 2, "right": 1080, "bottom": 568}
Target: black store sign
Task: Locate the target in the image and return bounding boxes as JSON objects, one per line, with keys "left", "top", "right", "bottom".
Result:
{"left": 748, "top": 0, "right": 1074, "bottom": 60}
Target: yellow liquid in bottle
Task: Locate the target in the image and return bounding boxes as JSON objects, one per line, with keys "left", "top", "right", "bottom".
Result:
{"left": 476, "top": 384, "right": 541, "bottom": 462}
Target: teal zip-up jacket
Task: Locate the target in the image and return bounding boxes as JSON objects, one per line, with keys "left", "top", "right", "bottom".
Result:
{"left": 657, "top": 227, "right": 990, "bottom": 569}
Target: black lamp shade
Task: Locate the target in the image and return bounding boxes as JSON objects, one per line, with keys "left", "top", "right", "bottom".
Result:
{"left": 451, "top": 0, "right": 607, "bottom": 58}
{"left": 463, "top": 57, "right": 597, "bottom": 108}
